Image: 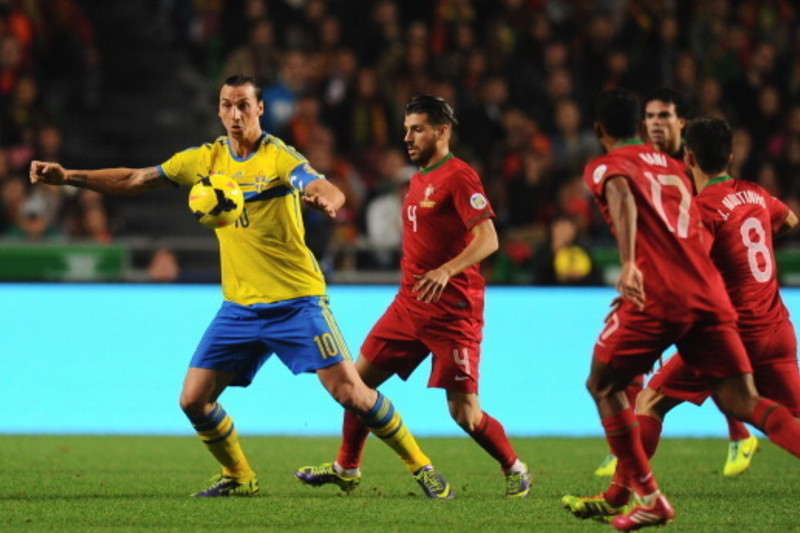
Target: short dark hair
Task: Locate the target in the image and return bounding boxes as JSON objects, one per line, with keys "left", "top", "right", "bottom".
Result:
{"left": 644, "top": 87, "right": 687, "bottom": 118}
{"left": 220, "top": 74, "right": 263, "bottom": 102}
{"left": 405, "top": 95, "right": 458, "bottom": 127}
{"left": 595, "top": 89, "right": 640, "bottom": 139}
{"left": 684, "top": 115, "right": 732, "bottom": 174}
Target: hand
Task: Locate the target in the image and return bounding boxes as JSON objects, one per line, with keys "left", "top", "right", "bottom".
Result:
{"left": 302, "top": 193, "right": 338, "bottom": 219}
{"left": 30, "top": 160, "right": 68, "bottom": 186}
{"left": 616, "top": 262, "right": 645, "bottom": 311}
{"left": 412, "top": 266, "right": 452, "bottom": 303}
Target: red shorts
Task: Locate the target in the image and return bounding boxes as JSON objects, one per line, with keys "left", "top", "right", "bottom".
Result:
{"left": 593, "top": 303, "right": 751, "bottom": 378}
{"left": 646, "top": 354, "right": 712, "bottom": 406}
{"left": 647, "top": 319, "right": 800, "bottom": 416}
{"left": 360, "top": 296, "right": 482, "bottom": 393}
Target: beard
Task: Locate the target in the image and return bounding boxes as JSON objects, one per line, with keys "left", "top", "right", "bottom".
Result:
{"left": 408, "top": 143, "right": 436, "bottom": 167}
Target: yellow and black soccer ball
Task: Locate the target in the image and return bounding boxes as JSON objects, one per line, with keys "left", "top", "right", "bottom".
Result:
{"left": 188, "top": 174, "right": 244, "bottom": 229}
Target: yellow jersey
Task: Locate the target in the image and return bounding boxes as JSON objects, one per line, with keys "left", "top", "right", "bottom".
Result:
{"left": 158, "top": 133, "right": 326, "bottom": 305}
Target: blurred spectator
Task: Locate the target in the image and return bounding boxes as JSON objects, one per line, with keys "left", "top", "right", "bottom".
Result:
{"left": 0, "top": 174, "right": 25, "bottom": 233}
{"left": 220, "top": 0, "right": 270, "bottom": 55}
{"left": 532, "top": 213, "right": 600, "bottom": 286}
{"left": 340, "top": 67, "right": 394, "bottom": 176}
{"left": 35, "top": 123, "right": 64, "bottom": 162}
{"left": 461, "top": 76, "right": 509, "bottom": 162}
{"left": 302, "top": 127, "right": 364, "bottom": 272}
{"left": 549, "top": 99, "right": 599, "bottom": 177}
{"left": 730, "top": 127, "right": 759, "bottom": 180}
{"left": 284, "top": 0, "right": 328, "bottom": 50}
{"left": 148, "top": 247, "right": 181, "bottom": 282}
{"left": 220, "top": 17, "right": 281, "bottom": 84}
{"left": 61, "top": 188, "right": 114, "bottom": 243}
{"left": 750, "top": 85, "right": 783, "bottom": 157}
{"left": 0, "top": 146, "right": 11, "bottom": 181}
{"left": 320, "top": 48, "right": 359, "bottom": 139}
{"left": 0, "top": 33, "right": 25, "bottom": 101}
{"left": 81, "top": 203, "right": 112, "bottom": 244}
{"left": 364, "top": 147, "right": 414, "bottom": 268}
{"left": 261, "top": 49, "right": 308, "bottom": 133}
{"left": 3, "top": 193, "right": 62, "bottom": 242}
{"left": 0, "top": 75, "right": 42, "bottom": 146}
{"left": 357, "top": 0, "right": 403, "bottom": 67}
{"left": 504, "top": 150, "right": 557, "bottom": 231}
{"left": 283, "top": 92, "right": 324, "bottom": 153}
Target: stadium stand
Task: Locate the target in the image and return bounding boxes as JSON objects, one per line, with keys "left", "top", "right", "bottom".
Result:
{"left": 3, "top": 0, "right": 800, "bottom": 284}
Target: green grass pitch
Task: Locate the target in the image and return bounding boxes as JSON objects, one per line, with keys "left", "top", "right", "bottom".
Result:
{"left": 2, "top": 435, "right": 798, "bottom": 532}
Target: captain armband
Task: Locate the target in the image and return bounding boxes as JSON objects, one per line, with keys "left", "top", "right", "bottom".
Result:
{"left": 288, "top": 162, "right": 325, "bottom": 192}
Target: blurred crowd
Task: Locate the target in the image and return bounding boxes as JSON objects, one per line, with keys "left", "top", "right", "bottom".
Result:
{"left": 166, "top": 0, "right": 800, "bottom": 284}
{"left": 0, "top": 0, "right": 111, "bottom": 245}
{"left": 3, "top": 0, "right": 800, "bottom": 286}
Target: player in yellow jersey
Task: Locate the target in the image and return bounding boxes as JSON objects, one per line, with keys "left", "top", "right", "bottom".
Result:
{"left": 29, "top": 75, "right": 452, "bottom": 499}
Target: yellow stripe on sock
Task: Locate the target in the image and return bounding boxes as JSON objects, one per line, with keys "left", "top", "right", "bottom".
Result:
{"left": 368, "top": 410, "right": 430, "bottom": 473}
{"left": 194, "top": 410, "right": 255, "bottom": 482}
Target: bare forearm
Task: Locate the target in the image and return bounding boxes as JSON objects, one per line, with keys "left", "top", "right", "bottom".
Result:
{"left": 305, "top": 179, "right": 345, "bottom": 211}
{"left": 607, "top": 177, "right": 637, "bottom": 264}
{"left": 440, "top": 219, "right": 498, "bottom": 276}
{"left": 66, "top": 167, "right": 166, "bottom": 195}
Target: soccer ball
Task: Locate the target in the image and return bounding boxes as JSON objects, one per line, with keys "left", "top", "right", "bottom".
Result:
{"left": 188, "top": 174, "right": 244, "bottom": 229}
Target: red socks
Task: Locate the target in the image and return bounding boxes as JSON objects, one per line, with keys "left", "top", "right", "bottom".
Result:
{"left": 625, "top": 376, "right": 644, "bottom": 407}
{"left": 602, "top": 409, "right": 659, "bottom": 496}
{"left": 751, "top": 398, "right": 800, "bottom": 458}
{"left": 336, "top": 410, "right": 370, "bottom": 469}
{"left": 726, "top": 415, "right": 751, "bottom": 442}
{"left": 466, "top": 411, "right": 518, "bottom": 470}
{"left": 637, "top": 414, "right": 662, "bottom": 459}
{"left": 604, "top": 412, "right": 661, "bottom": 507}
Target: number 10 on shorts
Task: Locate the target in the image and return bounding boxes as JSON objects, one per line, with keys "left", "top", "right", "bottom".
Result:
{"left": 313, "top": 333, "right": 340, "bottom": 358}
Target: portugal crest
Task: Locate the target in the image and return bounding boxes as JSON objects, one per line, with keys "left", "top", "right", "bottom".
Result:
{"left": 420, "top": 184, "right": 436, "bottom": 208}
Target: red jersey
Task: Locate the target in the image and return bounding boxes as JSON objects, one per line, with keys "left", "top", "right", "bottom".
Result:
{"left": 400, "top": 154, "right": 494, "bottom": 319}
{"left": 584, "top": 141, "right": 736, "bottom": 322}
{"left": 695, "top": 177, "right": 790, "bottom": 330}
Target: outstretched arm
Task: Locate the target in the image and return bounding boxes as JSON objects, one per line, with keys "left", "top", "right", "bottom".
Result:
{"left": 29, "top": 161, "right": 170, "bottom": 195}
{"left": 605, "top": 175, "right": 645, "bottom": 310}
{"left": 413, "top": 218, "right": 498, "bottom": 303}
{"left": 302, "top": 178, "right": 345, "bottom": 219}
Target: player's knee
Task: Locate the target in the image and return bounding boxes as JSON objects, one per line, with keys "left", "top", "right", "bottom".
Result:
{"left": 635, "top": 388, "right": 659, "bottom": 415}
{"left": 328, "top": 381, "right": 370, "bottom": 411}
{"left": 585, "top": 377, "right": 606, "bottom": 402}
{"left": 714, "top": 376, "right": 760, "bottom": 421}
{"left": 716, "top": 393, "right": 756, "bottom": 422}
{"left": 179, "top": 393, "right": 207, "bottom": 419}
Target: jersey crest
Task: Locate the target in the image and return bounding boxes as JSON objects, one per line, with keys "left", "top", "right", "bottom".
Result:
{"left": 420, "top": 184, "right": 436, "bottom": 208}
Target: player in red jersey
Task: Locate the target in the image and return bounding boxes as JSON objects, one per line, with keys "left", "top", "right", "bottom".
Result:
{"left": 296, "top": 95, "right": 530, "bottom": 499}
{"left": 594, "top": 89, "right": 756, "bottom": 478}
{"left": 630, "top": 114, "right": 800, "bottom": 482}
{"left": 561, "top": 89, "right": 800, "bottom": 531}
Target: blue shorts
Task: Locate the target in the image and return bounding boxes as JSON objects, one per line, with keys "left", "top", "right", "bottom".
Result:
{"left": 190, "top": 296, "right": 351, "bottom": 387}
